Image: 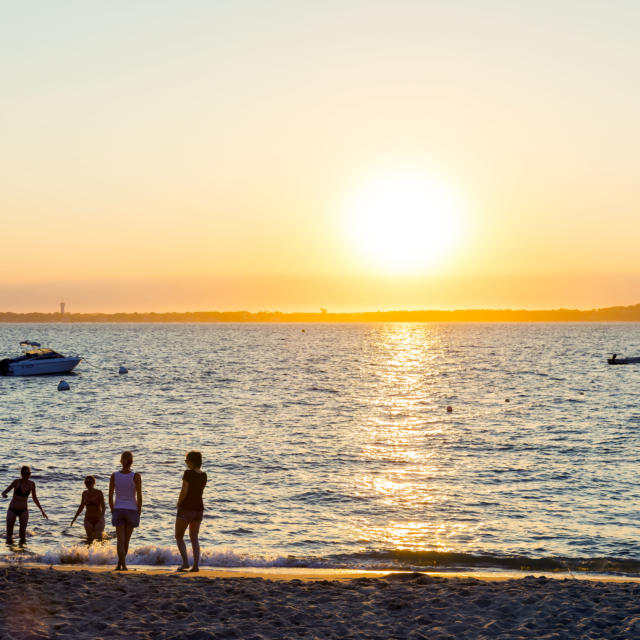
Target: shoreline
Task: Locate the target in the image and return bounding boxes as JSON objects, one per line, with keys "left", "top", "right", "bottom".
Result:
{"left": 6, "top": 561, "right": 640, "bottom": 583}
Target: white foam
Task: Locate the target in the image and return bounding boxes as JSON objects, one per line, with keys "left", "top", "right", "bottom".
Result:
{"left": 40, "top": 542, "right": 117, "bottom": 565}
{"left": 36, "top": 543, "right": 302, "bottom": 567}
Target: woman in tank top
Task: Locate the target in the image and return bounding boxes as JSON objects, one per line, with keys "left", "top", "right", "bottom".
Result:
{"left": 2, "top": 465, "right": 48, "bottom": 542}
{"left": 175, "top": 450, "right": 207, "bottom": 572}
{"left": 108, "top": 451, "right": 142, "bottom": 571}
{"left": 70, "top": 475, "right": 106, "bottom": 542}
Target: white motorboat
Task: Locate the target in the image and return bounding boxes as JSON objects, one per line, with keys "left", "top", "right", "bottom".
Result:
{"left": 0, "top": 341, "right": 81, "bottom": 376}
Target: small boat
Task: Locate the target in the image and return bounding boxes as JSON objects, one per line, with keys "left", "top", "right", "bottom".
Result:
{"left": 0, "top": 341, "right": 81, "bottom": 376}
{"left": 607, "top": 354, "right": 640, "bottom": 365}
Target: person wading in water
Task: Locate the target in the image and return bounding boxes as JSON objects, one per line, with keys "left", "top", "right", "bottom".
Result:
{"left": 70, "top": 475, "right": 106, "bottom": 542}
{"left": 2, "top": 465, "right": 48, "bottom": 542}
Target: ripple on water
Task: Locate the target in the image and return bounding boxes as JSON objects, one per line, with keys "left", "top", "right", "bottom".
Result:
{"left": 1, "top": 322, "right": 640, "bottom": 570}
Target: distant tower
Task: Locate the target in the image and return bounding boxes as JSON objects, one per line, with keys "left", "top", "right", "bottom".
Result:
{"left": 60, "top": 301, "right": 66, "bottom": 315}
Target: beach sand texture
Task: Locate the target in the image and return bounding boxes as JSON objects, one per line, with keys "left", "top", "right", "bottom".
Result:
{"left": 2, "top": 567, "right": 640, "bottom": 639}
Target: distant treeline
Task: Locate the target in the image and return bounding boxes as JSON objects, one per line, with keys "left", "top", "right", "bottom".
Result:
{"left": 2, "top": 304, "right": 640, "bottom": 322}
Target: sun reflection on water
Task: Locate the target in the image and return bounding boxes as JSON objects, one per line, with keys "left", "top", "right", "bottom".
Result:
{"left": 346, "top": 324, "right": 479, "bottom": 552}
{"left": 357, "top": 520, "right": 479, "bottom": 553}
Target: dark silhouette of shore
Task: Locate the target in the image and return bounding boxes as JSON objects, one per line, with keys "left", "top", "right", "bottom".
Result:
{"left": 2, "top": 303, "right": 640, "bottom": 323}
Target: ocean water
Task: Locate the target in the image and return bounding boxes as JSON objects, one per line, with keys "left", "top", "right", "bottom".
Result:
{"left": 2, "top": 322, "right": 640, "bottom": 574}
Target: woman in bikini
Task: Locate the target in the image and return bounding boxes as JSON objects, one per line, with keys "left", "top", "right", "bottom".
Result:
{"left": 175, "top": 450, "right": 207, "bottom": 572}
{"left": 2, "top": 465, "right": 48, "bottom": 542}
{"left": 70, "top": 475, "right": 106, "bottom": 542}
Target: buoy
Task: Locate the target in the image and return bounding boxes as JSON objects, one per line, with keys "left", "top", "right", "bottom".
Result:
{"left": 119, "top": 366, "right": 128, "bottom": 375}
{"left": 505, "top": 398, "right": 510, "bottom": 403}
{"left": 57, "top": 380, "right": 70, "bottom": 391}
{"left": 446, "top": 406, "right": 453, "bottom": 413}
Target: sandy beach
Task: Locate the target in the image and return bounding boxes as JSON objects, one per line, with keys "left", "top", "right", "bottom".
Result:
{"left": 2, "top": 566, "right": 640, "bottom": 639}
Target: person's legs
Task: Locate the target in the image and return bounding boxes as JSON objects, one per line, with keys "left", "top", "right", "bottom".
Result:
{"left": 188, "top": 520, "right": 201, "bottom": 571}
{"left": 6, "top": 509, "right": 16, "bottom": 540}
{"left": 18, "top": 510, "right": 29, "bottom": 541}
{"left": 85, "top": 519, "right": 102, "bottom": 542}
{"left": 115, "top": 524, "right": 126, "bottom": 570}
{"left": 175, "top": 517, "right": 190, "bottom": 569}
{"left": 94, "top": 517, "right": 105, "bottom": 539}
{"left": 123, "top": 524, "right": 134, "bottom": 555}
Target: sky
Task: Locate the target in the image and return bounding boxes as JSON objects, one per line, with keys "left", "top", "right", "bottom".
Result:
{"left": 2, "top": 1, "right": 639, "bottom": 312}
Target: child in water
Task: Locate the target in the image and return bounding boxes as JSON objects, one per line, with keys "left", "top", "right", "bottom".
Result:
{"left": 70, "top": 475, "right": 106, "bottom": 542}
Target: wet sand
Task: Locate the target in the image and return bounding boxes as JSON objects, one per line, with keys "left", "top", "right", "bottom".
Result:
{"left": 2, "top": 564, "right": 640, "bottom": 638}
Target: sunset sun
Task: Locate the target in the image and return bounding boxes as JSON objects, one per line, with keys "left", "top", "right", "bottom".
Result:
{"left": 344, "top": 171, "right": 464, "bottom": 274}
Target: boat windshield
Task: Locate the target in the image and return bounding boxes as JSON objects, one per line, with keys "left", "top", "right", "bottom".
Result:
{"left": 20, "top": 340, "right": 41, "bottom": 348}
{"left": 23, "top": 348, "right": 62, "bottom": 358}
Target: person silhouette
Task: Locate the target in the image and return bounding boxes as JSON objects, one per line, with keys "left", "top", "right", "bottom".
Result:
{"left": 175, "top": 451, "right": 207, "bottom": 572}
{"left": 70, "top": 475, "right": 106, "bottom": 542}
{"left": 2, "top": 466, "right": 48, "bottom": 542}
{"left": 108, "top": 451, "right": 142, "bottom": 571}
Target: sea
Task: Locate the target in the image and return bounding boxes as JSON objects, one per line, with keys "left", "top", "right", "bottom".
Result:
{"left": 2, "top": 322, "right": 640, "bottom": 575}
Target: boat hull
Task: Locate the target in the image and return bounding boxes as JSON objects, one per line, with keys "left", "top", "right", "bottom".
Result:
{"left": 608, "top": 357, "right": 640, "bottom": 365}
{"left": 7, "top": 357, "right": 81, "bottom": 376}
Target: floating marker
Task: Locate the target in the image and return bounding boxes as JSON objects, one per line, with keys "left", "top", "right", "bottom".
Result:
{"left": 505, "top": 398, "right": 510, "bottom": 403}
{"left": 119, "top": 366, "right": 128, "bottom": 375}
{"left": 57, "top": 380, "right": 70, "bottom": 391}
{"left": 446, "top": 406, "right": 453, "bottom": 413}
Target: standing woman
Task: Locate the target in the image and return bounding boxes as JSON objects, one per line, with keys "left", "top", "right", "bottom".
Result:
{"left": 70, "top": 475, "right": 106, "bottom": 542}
{"left": 175, "top": 451, "right": 207, "bottom": 572}
{"left": 108, "top": 451, "right": 142, "bottom": 571}
{"left": 2, "top": 465, "right": 48, "bottom": 542}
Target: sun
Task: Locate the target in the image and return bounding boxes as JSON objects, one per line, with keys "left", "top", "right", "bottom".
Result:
{"left": 344, "top": 170, "right": 464, "bottom": 274}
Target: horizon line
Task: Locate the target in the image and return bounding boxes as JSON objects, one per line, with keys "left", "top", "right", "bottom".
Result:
{"left": 2, "top": 302, "right": 640, "bottom": 322}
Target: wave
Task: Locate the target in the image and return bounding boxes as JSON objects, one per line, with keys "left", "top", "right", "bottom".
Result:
{"left": 31, "top": 544, "right": 301, "bottom": 568}
{"left": 325, "top": 550, "right": 640, "bottom": 575}
{"left": 13, "top": 546, "right": 640, "bottom": 576}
